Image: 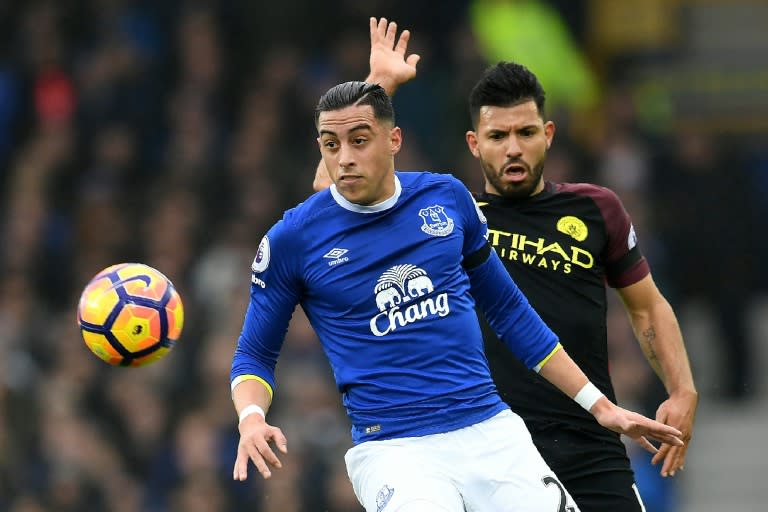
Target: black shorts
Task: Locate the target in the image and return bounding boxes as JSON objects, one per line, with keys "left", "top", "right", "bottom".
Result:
{"left": 530, "top": 425, "right": 645, "bottom": 512}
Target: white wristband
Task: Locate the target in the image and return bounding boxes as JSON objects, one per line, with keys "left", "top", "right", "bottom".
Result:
{"left": 238, "top": 404, "right": 266, "bottom": 423}
{"left": 574, "top": 382, "right": 604, "bottom": 412}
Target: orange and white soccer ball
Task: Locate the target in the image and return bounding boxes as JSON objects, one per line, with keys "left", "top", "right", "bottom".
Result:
{"left": 77, "top": 263, "right": 184, "bottom": 367}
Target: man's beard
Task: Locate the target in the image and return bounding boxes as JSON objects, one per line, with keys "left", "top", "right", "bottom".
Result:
{"left": 482, "top": 155, "right": 545, "bottom": 199}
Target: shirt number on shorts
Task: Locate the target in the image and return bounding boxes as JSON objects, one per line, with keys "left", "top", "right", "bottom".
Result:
{"left": 542, "top": 475, "right": 576, "bottom": 512}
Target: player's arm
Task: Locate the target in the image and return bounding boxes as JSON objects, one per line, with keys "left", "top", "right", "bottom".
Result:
{"left": 617, "top": 274, "right": 698, "bottom": 477}
{"left": 465, "top": 250, "right": 683, "bottom": 452}
{"left": 536, "top": 346, "right": 683, "bottom": 453}
{"left": 313, "top": 18, "right": 419, "bottom": 193}
{"left": 231, "top": 293, "right": 292, "bottom": 482}
{"left": 231, "top": 225, "right": 301, "bottom": 481}
{"left": 232, "top": 378, "right": 286, "bottom": 481}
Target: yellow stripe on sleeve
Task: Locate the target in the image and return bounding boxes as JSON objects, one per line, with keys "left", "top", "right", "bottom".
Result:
{"left": 533, "top": 343, "right": 562, "bottom": 373}
{"left": 230, "top": 375, "right": 274, "bottom": 402}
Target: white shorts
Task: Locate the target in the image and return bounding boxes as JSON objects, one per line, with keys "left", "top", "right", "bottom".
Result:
{"left": 345, "top": 409, "right": 579, "bottom": 512}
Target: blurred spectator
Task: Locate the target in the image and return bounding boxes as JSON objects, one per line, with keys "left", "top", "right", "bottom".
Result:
{"left": 653, "top": 130, "right": 759, "bottom": 401}
{"left": 469, "top": 0, "right": 599, "bottom": 112}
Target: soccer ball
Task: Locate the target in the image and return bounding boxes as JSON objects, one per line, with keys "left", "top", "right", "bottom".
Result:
{"left": 77, "top": 263, "right": 184, "bottom": 367}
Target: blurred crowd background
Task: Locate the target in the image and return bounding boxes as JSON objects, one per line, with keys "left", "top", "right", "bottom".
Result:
{"left": 1, "top": 0, "right": 766, "bottom": 511}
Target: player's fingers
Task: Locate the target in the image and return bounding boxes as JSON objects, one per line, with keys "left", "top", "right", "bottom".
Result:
{"left": 661, "top": 448, "right": 681, "bottom": 477}
{"left": 255, "top": 437, "right": 282, "bottom": 470}
{"left": 651, "top": 442, "right": 671, "bottom": 465}
{"left": 676, "top": 441, "right": 690, "bottom": 467}
{"left": 647, "top": 431, "right": 683, "bottom": 447}
{"left": 385, "top": 21, "right": 398, "bottom": 46}
{"left": 642, "top": 418, "right": 683, "bottom": 445}
{"left": 660, "top": 446, "right": 681, "bottom": 477}
{"left": 247, "top": 444, "right": 274, "bottom": 479}
{"left": 233, "top": 449, "right": 250, "bottom": 481}
{"left": 377, "top": 18, "right": 388, "bottom": 40}
{"left": 270, "top": 428, "right": 289, "bottom": 454}
{"left": 634, "top": 435, "right": 659, "bottom": 455}
{"left": 667, "top": 443, "right": 689, "bottom": 476}
{"left": 395, "top": 29, "right": 411, "bottom": 54}
{"left": 655, "top": 428, "right": 684, "bottom": 446}
{"left": 406, "top": 54, "right": 421, "bottom": 68}
{"left": 370, "top": 17, "right": 377, "bottom": 41}
{"left": 258, "top": 450, "right": 281, "bottom": 471}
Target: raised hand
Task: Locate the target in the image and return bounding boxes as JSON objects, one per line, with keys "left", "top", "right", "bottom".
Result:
{"left": 367, "top": 17, "right": 421, "bottom": 95}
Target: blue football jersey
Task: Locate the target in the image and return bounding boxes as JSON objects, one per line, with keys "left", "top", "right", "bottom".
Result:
{"left": 231, "top": 171, "right": 559, "bottom": 443}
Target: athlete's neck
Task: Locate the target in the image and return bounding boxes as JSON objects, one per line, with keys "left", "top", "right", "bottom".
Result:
{"left": 331, "top": 175, "right": 402, "bottom": 213}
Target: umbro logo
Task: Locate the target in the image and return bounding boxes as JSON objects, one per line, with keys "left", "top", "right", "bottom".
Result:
{"left": 324, "top": 248, "right": 349, "bottom": 267}
{"left": 324, "top": 248, "right": 348, "bottom": 259}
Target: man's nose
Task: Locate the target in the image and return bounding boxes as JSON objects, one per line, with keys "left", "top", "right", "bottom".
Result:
{"left": 338, "top": 143, "right": 355, "bottom": 168}
{"left": 506, "top": 136, "right": 522, "bottom": 158}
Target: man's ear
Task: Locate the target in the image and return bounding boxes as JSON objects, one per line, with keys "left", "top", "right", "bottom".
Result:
{"left": 390, "top": 126, "right": 402, "bottom": 155}
{"left": 544, "top": 120, "right": 556, "bottom": 149}
{"left": 466, "top": 131, "right": 479, "bottom": 157}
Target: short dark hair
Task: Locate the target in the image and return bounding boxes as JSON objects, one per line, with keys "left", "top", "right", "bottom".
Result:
{"left": 468, "top": 62, "right": 546, "bottom": 128}
{"left": 315, "top": 81, "right": 394, "bottom": 127}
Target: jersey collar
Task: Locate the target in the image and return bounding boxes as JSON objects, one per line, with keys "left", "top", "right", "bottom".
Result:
{"left": 330, "top": 175, "right": 402, "bottom": 213}
{"left": 479, "top": 181, "right": 555, "bottom": 205}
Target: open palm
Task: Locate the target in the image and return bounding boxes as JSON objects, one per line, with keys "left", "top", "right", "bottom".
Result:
{"left": 368, "top": 17, "right": 420, "bottom": 93}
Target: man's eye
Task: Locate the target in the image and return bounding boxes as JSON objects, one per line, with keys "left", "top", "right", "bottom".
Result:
{"left": 324, "top": 140, "right": 338, "bottom": 148}
{"left": 353, "top": 137, "right": 366, "bottom": 145}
